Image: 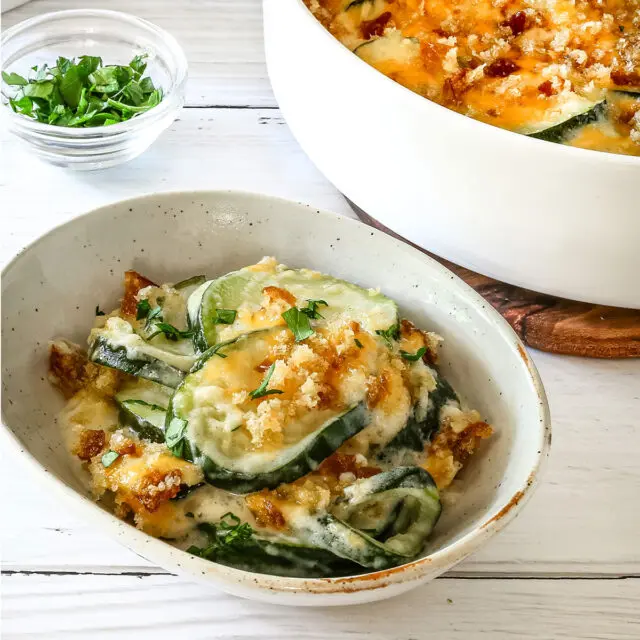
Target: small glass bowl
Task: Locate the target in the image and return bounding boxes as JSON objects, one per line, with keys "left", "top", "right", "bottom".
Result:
{"left": 1, "top": 9, "right": 187, "bottom": 170}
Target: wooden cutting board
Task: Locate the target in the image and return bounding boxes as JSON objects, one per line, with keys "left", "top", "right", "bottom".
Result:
{"left": 349, "top": 202, "right": 640, "bottom": 359}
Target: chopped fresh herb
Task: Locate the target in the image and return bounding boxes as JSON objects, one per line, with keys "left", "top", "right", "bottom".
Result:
{"left": 147, "top": 322, "right": 194, "bottom": 342}
{"left": 136, "top": 299, "right": 151, "bottom": 320}
{"left": 101, "top": 450, "right": 120, "bottom": 467}
{"left": 2, "top": 55, "right": 163, "bottom": 127}
{"left": 249, "top": 362, "right": 284, "bottom": 399}
{"left": 95, "top": 305, "right": 106, "bottom": 316}
{"left": 165, "top": 416, "right": 188, "bottom": 457}
{"left": 376, "top": 323, "right": 400, "bottom": 346}
{"left": 354, "top": 338, "right": 364, "bottom": 349}
{"left": 400, "top": 347, "right": 427, "bottom": 362}
{"left": 185, "top": 512, "right": 195, "bottom": 519}
{"left": 187, "top": 513, "right": 254, "bottom": 560}
{"left": 282, "top": 306, "right": 315, "bottom": 342}
{"left": 212, "top": 308, "right": 237, "bottom": 325}
{"left": 300, "top": 299, "right": 328, "bottom": 320}
{"left": 144, "top": 305, "right": 163, "bottom": 328}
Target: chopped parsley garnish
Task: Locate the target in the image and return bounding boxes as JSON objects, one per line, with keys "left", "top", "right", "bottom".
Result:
{"left": 187, "top": 513, "right": 254, "bottom": 560}
{"left": 211, "top": 308, "right": 237, "bottom": 325}
{"left": 282, "top": 306, "right": 315, "bottom": 342}
{"left": 300, "top": 299, "right": 328, "bottom": 320}
{"left": 185, "top": 512, "right": 195, "bottom": 519}
{"left": 136, "top": 299, "right": 151, "bottom": 320}
{"left": 101, "top": 450, "right": 120, "bottom": 468}
{"left": 2, "top": 55, "right": 163, "bottom": 127}
{"left": 400, "top": 347, "right": 427, "bottom": 362}
{"left": 95, "top": 305, "right": 105, "bottom": 316}
{"left": 354, "top": 338, "right": 364, "bottom": 349}
{"left": 249, "top": 362, "right": 284, "bottom": 399}
{"left": 165, "top": 417, "right": 188, "bottom": 457}
{"left": 376, "top": 323, "right": 400, "bottom": 346}
{"left": 147, "top": 321, "right": 194, "bottom": 342}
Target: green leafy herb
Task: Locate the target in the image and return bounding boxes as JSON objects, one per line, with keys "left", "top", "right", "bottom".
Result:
{"left": 249, "top": 362, "right": 284, "bottom": 399}
{"left": 185, "top": 512, "right": 195, "bottom": 519}
{"left": 147, "top": 322, "right": 194, "bottom": 342}
{"left": 95, "top": 305, "right": 106, "bottom": 316}
{"left": 212, "top": 309, "right": 237, "bottom": 325}
{"left": 101, "top": 450, "right": 120, "bottom": 468}
{"left": 2, "top": 71, "right": 27, "bottom": 86}
{"left": 187, "top": 513, "right": 254, "bottom": 560}
{"left": 2, "top": 54, "right": 163, "bottom": 127}
{"left": 282, "top": 307, "right": 315, "bottom": 342}
{"left": 376, "top": 323, "right": 400, "bottom": 346}
{"left": 354, "top": 338, "right": 363, "bottom": 349}
{"left": 191, "top": 339, "right": 238, "bottom": 369}
{"left": 400, "top": 347, "right": 427, "bottom": 362}
{"left": 300, "top": 299, "right": 328, "bottom": 320}
{"left": 165, "top": 416, "right": 189, "bottom": 457}
{"left": 144, "top": 306, "right": 163, "bottom": 327}
{"left": 136, "top": 299, "right": 151, "bottom": 320}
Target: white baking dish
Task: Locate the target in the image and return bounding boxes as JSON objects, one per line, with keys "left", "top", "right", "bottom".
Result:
{"left": 263, "top": 0, "right": 640, "bottom": 309}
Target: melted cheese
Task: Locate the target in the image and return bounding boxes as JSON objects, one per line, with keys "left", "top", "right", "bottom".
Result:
{"left": 306, "top": 0, "right": 640, "bottom": 155}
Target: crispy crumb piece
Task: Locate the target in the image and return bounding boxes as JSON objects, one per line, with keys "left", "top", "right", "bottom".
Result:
{"left": 121, "top": 270, "right": 157, "bottom": 317}
{"left": 72, "top": 429, "right": 106, "bottom": 461}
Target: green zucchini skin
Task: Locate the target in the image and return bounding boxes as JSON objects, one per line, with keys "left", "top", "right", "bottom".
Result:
{"left": 529, "top": 101, "right": 605, "bottom": 143}
{"left": 117, "top": 399, "right": 166, "bottom": 443}
{"left": 167, "top": 401, "right": 370, "bottom": 494}
{"left": 173, "top": 275, "right": 206, "bottom": 291}
{"left": 388, "top": 373, "right": 458, "bottom": 451}
{"left": 187, "top": 265, "right": 398, "bottom": 351}
{"left": 88, "top": 337, "right": 185, "bottom": 388}
{"left": 212, "top": 537, "right": 362, "bottom": 578}
{"left": 293, "top": 467, "right": 441, "bottom": 570}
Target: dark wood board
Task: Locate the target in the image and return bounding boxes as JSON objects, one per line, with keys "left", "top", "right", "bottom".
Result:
{"left": 349, "top": 202, "right": 640, "bottom": 359}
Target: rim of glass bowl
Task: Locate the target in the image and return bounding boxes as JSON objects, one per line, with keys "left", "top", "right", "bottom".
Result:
{"left": 1, "top": 9, "right": 188, "bottom": 138}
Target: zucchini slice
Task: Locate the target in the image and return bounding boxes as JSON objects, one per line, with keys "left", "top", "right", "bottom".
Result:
{"left": 187, "top": 262, "right": 397, "bottom": 351}
{"left": 88, "top": 317, "right": 196, "bottom": 388}
{"left": 209, "top": 535, "right": 361, "bottom": 578}
{"left": 173, "top": 275, "right": 207, "bottom": 299}
{"left": 387, "top": 371, "right": 458, "bottom": 451}
{"left": 165, "top": 329, "right": 372, "bottom": 493}
{"left": 118, "top": 400, "right": 166, "bottom": 443}
{"left": 526, "top": 98, "right": 605, "bottom": 142}
{"left": 115, "top": 380, "right": 172, "bottom": 443}
{"left": 353, "top": 31, "right": 420, "bottom": 65}
{"left": 292, "top": 467, "right": 441, "bottom": 570}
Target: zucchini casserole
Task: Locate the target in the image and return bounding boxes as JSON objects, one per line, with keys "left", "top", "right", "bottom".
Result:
{"left": 305, "top": 0, "right": 640, "bottom": 155}
{"left": 50, "top": 258, "right": 493, "bottom": 577}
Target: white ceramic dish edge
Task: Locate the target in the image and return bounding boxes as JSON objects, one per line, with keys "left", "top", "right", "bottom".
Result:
{"left": 1, "top": 190, "right": 551, "bottom": 605}
{"left": 263, "top": 0, "right": 640, "bottom": 309}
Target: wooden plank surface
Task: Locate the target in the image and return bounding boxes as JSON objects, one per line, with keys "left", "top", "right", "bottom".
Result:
{"left": 3, "top": 573, "right": 640, "bottom": 639}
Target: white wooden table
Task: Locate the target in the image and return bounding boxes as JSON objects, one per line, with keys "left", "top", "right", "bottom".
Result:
{"left": 2, "top": 1, "right": 639, "bottom": 637}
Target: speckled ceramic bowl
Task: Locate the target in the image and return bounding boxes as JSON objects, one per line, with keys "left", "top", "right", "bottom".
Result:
{"left": 1, "top": 191, "right": 550, "bottom": 605}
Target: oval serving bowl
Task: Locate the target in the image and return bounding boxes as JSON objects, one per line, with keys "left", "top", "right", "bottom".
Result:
{"left": 263, "top": 0, "right": 640, "bottom": 310}
{"left": 1, "top": 191, "right": 550, "bottom": 605}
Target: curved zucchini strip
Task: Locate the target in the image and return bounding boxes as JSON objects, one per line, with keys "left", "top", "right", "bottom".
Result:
{"left": 213, "top": 536, "right": 361, "bottom": 578}
{"left": 187, "top": 263, "right": 397, "bottom": 350}
{"left": 527, "top": 99, "right": 605, "bottom": 142}
{"left": 353, "top": 31, "right": 420, "bottom": 65}
{"left": 168, "top": 402, "right": 369, "bottom": 494}
{"left": 173, "top": 275, "right": 207, "bottom": 300}
{"left": 117, "top": 398, "right": 167, "bottom": 443}
{"left": 89, "top": 337, "right": 185, "bottom": 388}
{"left": 292, "top": 467, "right": 441, "bottom": 570}
{"left": 387, "top": 372, "right": 458, "bottom": 451}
